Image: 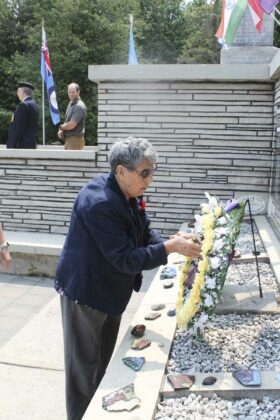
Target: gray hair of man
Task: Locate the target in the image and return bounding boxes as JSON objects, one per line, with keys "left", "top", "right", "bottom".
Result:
{"left": 21, "top": 87, "right": 33, "bottom": 97}
{"left": 108, "top": 137, "right": 158, "bottom": 174}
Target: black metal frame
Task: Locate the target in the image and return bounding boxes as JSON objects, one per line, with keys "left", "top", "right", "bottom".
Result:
{"left": 245, "top": 198, "right": 263, "bottom": 298}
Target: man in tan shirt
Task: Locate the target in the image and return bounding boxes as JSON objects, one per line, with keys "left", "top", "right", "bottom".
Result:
{"left": 58, "top": 83, "right": 87, "bottom": 150}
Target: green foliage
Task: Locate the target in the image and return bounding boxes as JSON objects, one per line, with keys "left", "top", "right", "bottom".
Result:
{"left": 0, "top": 109, "right": 12, "bottom": 144}
{"left": 178, "top": 0, "right": 221, "bottom": 64}
{"left": 274, "top": 19, "right": 280, "bottom": 47}
{"left": 136, "top": 0, "right": 187, "bottom": 63}
{"left": 0, "top": 0, "right": 222, "bottom": 145}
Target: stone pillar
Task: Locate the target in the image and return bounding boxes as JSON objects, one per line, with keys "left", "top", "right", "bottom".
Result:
{"left": 221, "top": 8, "right": 279, "bottom": 63}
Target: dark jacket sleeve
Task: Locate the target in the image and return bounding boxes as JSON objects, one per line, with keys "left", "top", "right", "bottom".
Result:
{"left": 7, "top": 103, "right": 27, "bottom": 148}
{"left": 78, "top": 200, "right": 167, "bottom": 274}
{"left": 142, "top": 214, "right": 164, "bottom": 246}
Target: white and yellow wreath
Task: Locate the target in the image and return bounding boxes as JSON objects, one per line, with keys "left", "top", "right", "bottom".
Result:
{"left": 176, "top": 193, "right": 245, "bottom": 334}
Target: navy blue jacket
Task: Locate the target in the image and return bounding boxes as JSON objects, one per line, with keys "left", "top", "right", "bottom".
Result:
{"left": 7, "top": 97, "right": 39, "bottom": 149}
{"left": 55, "top": 173, "right": 167, "bottom": 315}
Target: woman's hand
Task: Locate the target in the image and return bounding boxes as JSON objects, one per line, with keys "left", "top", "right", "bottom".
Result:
{"left": 164, "top": 235, "right": 201, "bottom": 258}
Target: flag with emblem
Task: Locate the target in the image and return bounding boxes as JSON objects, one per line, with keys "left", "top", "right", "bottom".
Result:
{"left": 41, "top": 26, "right": 60, "bottom": 125}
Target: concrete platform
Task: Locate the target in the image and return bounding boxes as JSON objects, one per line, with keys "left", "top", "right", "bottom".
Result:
{"left": 162, "top": 370, "right": 280, "bottom": 400}
{"left": 5, "top": 231, "right": 65, "bottom": 256}
{"left": 2, "top": 231, "right": 65, "bottom": 277}
{"left": 256, "top": 215, "right": 280, "bottom": 287}
{"left": 215, "top": 284, "right": 280, "bottom": 314}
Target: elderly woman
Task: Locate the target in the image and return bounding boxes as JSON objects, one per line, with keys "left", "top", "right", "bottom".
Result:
{"left": 0, "top": 223, "right": 11, "bottom": 271}
{"left": 55, "top": 137, "right": 201, "bottom": 420}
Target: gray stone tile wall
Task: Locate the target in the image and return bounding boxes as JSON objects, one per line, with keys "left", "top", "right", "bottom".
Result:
{"left": 0, "top": 80, "right": 275, "bottom": 237}
{"left": 97, "top": 81, "right": 274, "bottom": 236}
{"left": 0, "top": 157, "right": 99, "bottom": 234}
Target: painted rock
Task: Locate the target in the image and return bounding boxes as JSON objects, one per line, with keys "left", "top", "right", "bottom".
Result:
{"left": 163, "top": 280, "right": 174, "bottom": 289}
{"left": 151, "top": 304, "right": 166, "bottom": 311}
{"left": 167, "top": 308, "right": 176, "bottom": 317}
{"left": 202, "top": 376, "right": 217, "bottom": 386}
{"left": 144, "top": 312, "right": 161, "bottom": 321}
{"left": 131, "top": 324, "right": 146, "bottom": 338}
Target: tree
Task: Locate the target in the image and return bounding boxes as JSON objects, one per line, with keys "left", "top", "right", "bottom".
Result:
{"left": 136, "top": 0, "right": 186, "bottom": 63}
{"left": 178, "top": 0, "right": 221, "bottom": 64}
{"left": 0, "top": 0, "right": 222, "bottom": 145}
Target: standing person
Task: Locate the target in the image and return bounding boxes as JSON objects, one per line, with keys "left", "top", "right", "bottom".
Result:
{"left": 55, "top": 137, "right": 201, "bottom": 420}
{"left": 58, "top": 83, "right": 87, "bottom": 150}
{"left": 0, "top": 223, "right": 11, "bottom": 271}
{"left": 7, "top": 82, "right": 39, "bottom": 149}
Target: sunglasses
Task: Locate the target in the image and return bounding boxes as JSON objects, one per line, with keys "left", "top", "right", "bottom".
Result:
{"left": 131, "top": 165, "right": 156, "bottom": 179}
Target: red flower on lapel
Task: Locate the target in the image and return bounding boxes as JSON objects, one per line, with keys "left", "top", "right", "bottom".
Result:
{"left": 138, "top": 199, "right": 146, "bottom": 212}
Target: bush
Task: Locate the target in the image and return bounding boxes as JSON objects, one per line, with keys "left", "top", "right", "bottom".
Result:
{"left": 0, "top": 109, "right": 12, "bottom": 145}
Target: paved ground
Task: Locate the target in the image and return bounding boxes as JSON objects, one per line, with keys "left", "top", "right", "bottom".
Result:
{"left": 0, "top": 268, "right": 158, "bottom": 420}
{"left": 0, "top": 274, "right": 55, "bottom": 349}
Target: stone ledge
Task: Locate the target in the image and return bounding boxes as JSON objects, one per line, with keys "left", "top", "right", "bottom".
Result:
{"left": 255, "top": 215, "right": 280, "bottom": 288}
{"left": 88, "top": 64, "right": 270, "bottom": 83}
{"left": 162, "top": 371, "right": 280, "bottom": 400}
{"left": 0, "top": 145, "right": 97, "bottom": 160}
{"left": 5, "top": 231, "right": 65, "bottom": 256}
{"left": 215, "top": 285, "right": 280, "bottom": 314}
{"left": 0, "top": 231, "right": 65, "bottom": 277}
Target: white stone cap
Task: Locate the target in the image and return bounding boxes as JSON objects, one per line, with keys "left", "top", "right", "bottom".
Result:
{"left": 88, "top": 64, "right": 270, "bottom": 83}
{"left": 5, "top": 231, "right": 65, "bottom": 256}
{"left": 0, "top": 145, "right": 97, "bottom": 160}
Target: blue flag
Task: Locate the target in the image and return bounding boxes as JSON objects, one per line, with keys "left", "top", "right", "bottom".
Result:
{"left": 41, "top": 27, "right": 60, "bottom": 125}
{"left": 128, "top": 15, "right": 138, "bottom": 65}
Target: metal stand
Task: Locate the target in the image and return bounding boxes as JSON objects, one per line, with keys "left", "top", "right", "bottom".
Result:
{"left": 245, "top": 199, "right": 263, "bottom": 298}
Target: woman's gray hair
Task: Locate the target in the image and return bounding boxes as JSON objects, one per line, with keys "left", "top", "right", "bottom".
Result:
{"left": 108, "top": 137, "right": 158, "bottom": 174}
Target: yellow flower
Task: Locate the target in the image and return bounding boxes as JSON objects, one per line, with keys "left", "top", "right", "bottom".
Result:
{"left": 198, "top": 259, "right": 209, "bottom": 275}
{"left": 202, "top": 238, "right": 212, "bottom": 254}
{"left": 214, "top": 206, "right": 222, "bottom": 218}
{"left": 202, "top": 213, "right": 215, "bottom": 230}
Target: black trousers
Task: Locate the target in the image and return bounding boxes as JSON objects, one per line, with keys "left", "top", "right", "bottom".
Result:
{"left": 60, "top": 296, "right": 122, "bottom": 420}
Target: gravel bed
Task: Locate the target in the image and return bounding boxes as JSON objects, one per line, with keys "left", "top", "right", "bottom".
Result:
{"left": 226, "top": 262, "right": 280, "bottom": 299}
{"left": 168, "top": 314, "right": 280, "bottom": 373}
{"left": 235, "top": 220, "right": 265, "bottom": 255}
{"left": 155, "top": 394, "right": 280, "bottom": 419}
{"left": 155, "top": 221, "right": 280, "bottom": 419}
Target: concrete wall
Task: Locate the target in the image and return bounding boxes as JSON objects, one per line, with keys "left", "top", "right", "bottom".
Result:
{"left": 0, "top": 64, "right": 278, "bottom": 238}
{"left": 0, "top": 148, "right": 98, "bottom": 234}
{"left": 94, "top": 76, "right": 273, "bottom": 235}
{"left": 268, "top": 79, "right": 280, "bottom": 236}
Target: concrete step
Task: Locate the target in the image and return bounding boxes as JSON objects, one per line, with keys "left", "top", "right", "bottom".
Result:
{"left": 5, "top": 231, "right": 65, "bottom": 256}
{"left": 2, "top": 231, "right": 65, "bottom": 277}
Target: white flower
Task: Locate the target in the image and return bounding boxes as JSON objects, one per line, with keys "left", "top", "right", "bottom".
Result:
{"left": 212, "top": 238, "right": 224, "bottom": 252}
{"left": 218, "top": 216, "right": 227, "bottom": 225}
{"left": 194, "top": 214, "right": 204, "bottom": 234}
{"left": 205, "top": 276, "right": 216, "bottom": 289}
{"left": 216, "top": 227, "right": 229, "bottom": 237}
{"left": 193, "top": 312, "right": 209, "bottom": 332}
{"left": 204, "top": 294, "right": 214, "bottom": 307}
{"left": 210, "top": 256, "right": 221, "bottom": 269}
{"left": 203, "top": 192, "right": 219, "bottom": 212}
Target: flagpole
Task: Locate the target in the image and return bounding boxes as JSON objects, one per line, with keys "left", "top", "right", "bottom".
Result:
{"left": 270, "top": 10, "right": 280, "bottom": 26}
{"left": 42, "top": 19, "right": 45, "bottom": 146}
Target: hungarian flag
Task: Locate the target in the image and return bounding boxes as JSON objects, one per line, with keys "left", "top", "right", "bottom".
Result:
{"left": 215, "top": 0, "right": 236, "bottom": 43}
{"left": 248, "top": 0, "right": 263, "bottom": 31}
{"left": 216, "top": 0, "right": 263, "bottom": 45}
{"left": 41, "top": 27, "right": 60, "bottom": 125}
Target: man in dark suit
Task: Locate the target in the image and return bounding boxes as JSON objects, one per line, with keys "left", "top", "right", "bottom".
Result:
{"left": 7, "top": 82, "right": 39, "bottom": 149}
